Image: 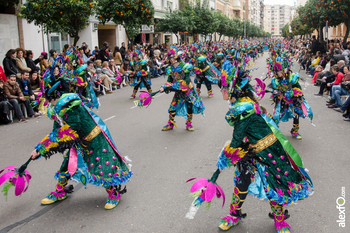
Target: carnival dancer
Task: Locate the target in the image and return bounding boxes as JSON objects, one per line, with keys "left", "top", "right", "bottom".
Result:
{"left": 186, "top": 60, "right": 313, "bottom": 233}
{"left": 193, "top": 46, "right": 219, "bottom": 98}
{"left": 269, "top": 55, "right": 313, "bottom": 140}
{"left": 159, "top": 48, "right": 205, "bottom": 131}
{"left": 28, "top": 66, "right": 132, "bottom": 210}
{"left": 130, "top": 49, "right": 152, "bottom": 99}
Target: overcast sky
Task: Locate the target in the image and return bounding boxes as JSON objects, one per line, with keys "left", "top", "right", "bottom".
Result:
{"left": 264, "top": 0, "right": 295, "bottom": 6}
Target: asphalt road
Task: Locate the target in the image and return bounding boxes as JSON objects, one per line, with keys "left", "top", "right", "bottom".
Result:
{"left": 0, "top": 52, "right": 349, "bottom": 233}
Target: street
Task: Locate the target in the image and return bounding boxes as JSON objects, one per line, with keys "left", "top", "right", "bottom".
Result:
{"left": 0, "top": 53, "right": 349, "bottom": 233}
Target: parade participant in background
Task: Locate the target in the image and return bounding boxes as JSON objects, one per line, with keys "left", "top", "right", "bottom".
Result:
{"left": 159, "top": 47, "right": 205, "bottom": 131}
{"left": 192, "top": 45, "right": 219, "bottom": 98}
{"left": 267, "top": 49, "right": 313, "bottom": 140}
{"left": 187, "top": 60, "right": 313, "bottom": 233}
{"left": 130, "top": 49, "right": 152, "bottom": 99}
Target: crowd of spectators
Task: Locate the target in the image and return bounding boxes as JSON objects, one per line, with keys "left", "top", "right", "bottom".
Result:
{"left": 293, "top": 35, "right": 350, "bottom": 122}
{"left": 0, "top": 41, "right": 169, "bottom": 125}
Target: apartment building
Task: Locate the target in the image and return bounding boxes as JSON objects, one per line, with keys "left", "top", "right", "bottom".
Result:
{"left": 264, "top": 4, "right": 293, "bottom": 36}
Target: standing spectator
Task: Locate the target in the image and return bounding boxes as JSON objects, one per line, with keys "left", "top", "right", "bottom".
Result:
{"left": 112, "top": 46, "right": 122, "bottom": 67}
{"left": 148, "top": 44, "right": 154, "bottom": 59}
{"left": 154, "top": 46, "right": 161, "bottom": 59}
{"left": 3, "top": 49, "right": 19, "bottom": 77}
{"left": 120, "top": 42, "right": 126, "bottom": 60}
{"left": 25, "top": 50, "right": 41, "bottom": 74}
{"left": 4, "top": 74, "right": 38, "bottom": 122}
{"left": 48, "top": 49, "right": 57, "bottom": 64}
{"left": 0, "top": 79, "right": 12, "bottom": 124}
{"left": 15, "top": 48, "right": 31, "bottom": 76}
{"left": 0, "top": 66, "right": 7, "bottom": 82}
{"left": 99, "top": 46, "right": 110, "bottom": 63}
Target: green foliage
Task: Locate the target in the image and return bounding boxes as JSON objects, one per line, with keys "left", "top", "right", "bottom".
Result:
{"left": 20, "top": 0, "right": 94, "bottom": 46}
{"left": 0, "top": 0, "right": 19, "bottom": 8}
{"left": 1, "top": 182, "right": 15, "bottom": 201}
{"left": 96, "top": 0, "right": 154, "bottom": 45}
{"left": 281, "top": 23, "right": 292, "bottom": 37}
{"left": 157, "top": 0, "right": 268, "bottom": 41}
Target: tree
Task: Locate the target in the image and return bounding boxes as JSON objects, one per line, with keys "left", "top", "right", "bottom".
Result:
{"left": 0, "top": 0, "right": 19, "bottom": 8}
{"left": 155, "top": 9, "right": 187, "bottom": 43}
{"left": 317, "top": 0, "right": 350, "bottom": 43}
{"left": 281, "top": 23, "right": 292, "bottom": 38}
{"left": 215, "top": 12, "right": 231, "bottom": 41}
{"left": 96, "top": 0, "right": 154, "bottom": 47}
{"left": 20, "top": 0, "right": 94, "bottom": 46}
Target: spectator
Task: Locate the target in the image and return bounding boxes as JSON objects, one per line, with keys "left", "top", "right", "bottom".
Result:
{"left": 4, "top": 74, "right": 39, "bottom": 122}
{"left": 39, "top": 52, "right": 49, "bottom": 74}
{"left": 119, "top": 58, "right": 130, "bottom": 85}
{"left": 120, "top": 42, "right": 126, "bottom": 60}
{"left": 154, "top": 46, "right": 161, "bottom": 59}
{"left": 15, "top": 48, "right": 31, "bottom": 76}
{"left": 25, "top": 50, "right": 41, "bottom": 74}
{"left": 313, "top": 56, "right": 331, "bottom": 85}
{"left": 48, "top": 49, "right": 57, "bottom": 64}
{"left": 3, "top": 49, "right": 19, "bottom": 77}
{"left": 112, "top": 47, "right": 122, "bottom": 67}
{"left": 308, "top": 51, "right": 321, "bottom": 77}
{"left": 148, "top": 56, "right": 161, "bottom": 78}
{"left": 342, "top": 44, "right": 350, "bottom": 65}
{"left": 102, "top": 61, "right": 118, "bottom": 84}
{"left": 333, "top": 49, "right": 346, "bottom": 63}
{"left": 63, "top": 44, "right": 69, "bottom": 55}
{"left": 91, "top": 46, "right": 99, "bottom": 57}
{"left": 29, "top": 71, "right": 41, "bottom": 90}
{"left": 79, "top": 46, "right": 93, "bottom": 64}
{"left": 337, "top": 60, "right": 345, "bottom": 74}
{"left": 99, "top": 42, "right": 110, "bottom": 62}
{"left": 0, "top": 65, "right": 7, "bottom": 82}
{"left": 327, "top": 65, "right": 350, "bottom": 108}
{"left": 148, "top": 44, "right": 154, "bottom": 59}
{"left": 94, "top": 60, "right": 113, "bottom": 94}
{"left": 17, "top": 71, "right": 41, "bottom": 113}
{"left": 0, "top": 79, "right": 12, "bottom": 124}
{"left": 314, "top": 66, "right": 341, "bottom": 96}
{"left": 109, "top": 59, "right": 119, "bottom": 74}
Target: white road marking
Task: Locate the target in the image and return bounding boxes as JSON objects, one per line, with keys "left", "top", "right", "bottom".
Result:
{"left": 104, "top": 115, "right": 116, "bottom": 122}
{"left": 130, "top": 105, "right": 138, "bottom": 109}
{"left": 185, "top": 198, "right": 200, "bottom": 219}
{"left": 155, "top": 93, "right": 165, "bottom": 98}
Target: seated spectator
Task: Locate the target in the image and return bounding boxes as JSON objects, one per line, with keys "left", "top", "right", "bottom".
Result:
{"left": 0, "top": 79, "right": 12, "bottom": 124}
{"left": 94, "top": 60, "right": 113, "bottom": 94}
{"left": 334, "top": 95, "right": 350, "bottom": 121}
{"left": 39, "top": 52, "right": 49, "bottom": 74}
{"left": 119, "top": 58, "right": 131, "bottom": 85}
{"left": 308, "top": 51, "right": 321, "bottom": 77}
{"left": 333, "top": 49, "right": 346, "bottom": 63}
{"left": 17, "top": 71, "right": 40, "bottom": 113}
{"left": 109, "top": 59, "right": 119, "bottom": 74}
{"left": 3, "top": 49, "right": 19, "bottom": 77}
{"left": 29, "top": 71, "right": 41, "bottom": 90}
{"left": 314, "top": 66, "right": 341, "bottom": 96}
{"left": 91, "top": 46, "right": 99, "bottom": 57}
{"left": 337, "top": 60, "right": 345, "bottom": 74}
{"left": 112, "top": 47, "right": 122, "bottom": 67}
{"left": 342, "top": 45, "right": 350, "bottom": 65}
{"left": 313, "top": 56, "right": 331, "bottom": 85}
{"left": 327, "top": 65, "right": 350, "bottom": 108}
{"left": 3, "top": 74, "right": 39, "bottom": 122}
{"left": 15, "top": 48, "right": 31, "bottom": 76}
{"left": 102, "top": 61, "right": 118, "bottom": 84}
{"left": 25, "top": 50, "right": 41, "bottom": 74}
{"left": 0, "top": 65, "right": 7, "bottom": 82}
{"left": 79, "top": 47, "right": 93, "bottom": 64}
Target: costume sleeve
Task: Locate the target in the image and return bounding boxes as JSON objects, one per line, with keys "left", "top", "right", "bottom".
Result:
{"left": 216, "top": 118, "right": 250, "bottom": 170}
{"left": 35, "top": 106, "right": 82, "bottom": 159}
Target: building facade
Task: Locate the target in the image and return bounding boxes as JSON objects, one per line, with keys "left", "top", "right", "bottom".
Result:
{"left": 264, "top": 4, "right": 293, "bottom": 36}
